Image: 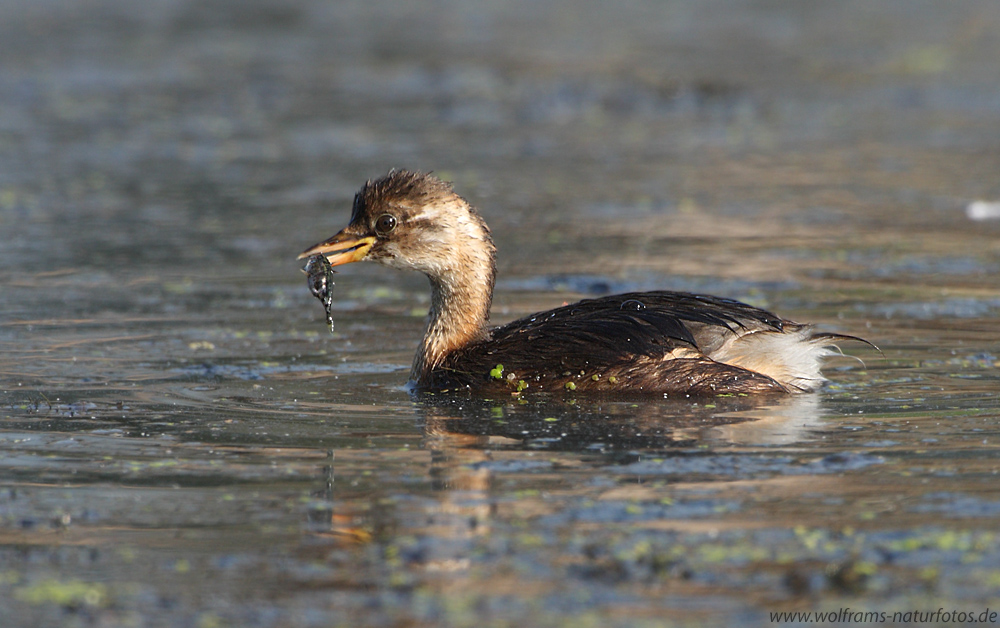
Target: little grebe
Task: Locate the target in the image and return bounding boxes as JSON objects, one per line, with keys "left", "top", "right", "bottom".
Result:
{"left": 299, "top": 170, "right": 863, "bottom": 396}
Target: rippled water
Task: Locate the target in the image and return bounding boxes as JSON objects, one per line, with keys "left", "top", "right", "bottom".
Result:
{"left": 2, "top": 0, "right": 1000, "bottom": 626}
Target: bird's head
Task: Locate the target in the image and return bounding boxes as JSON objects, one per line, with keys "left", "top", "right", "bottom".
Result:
{"left": 299, "top": 170, "right": 495, "bottom": 284}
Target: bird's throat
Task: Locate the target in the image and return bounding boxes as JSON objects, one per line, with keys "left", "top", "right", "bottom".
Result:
{"left": 410, "top": 270, "right": 493, "bottom": 384}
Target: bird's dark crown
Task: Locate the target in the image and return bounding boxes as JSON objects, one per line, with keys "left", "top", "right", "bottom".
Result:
{"left": 350, "top": 169, "right": 460, "bottom": 224}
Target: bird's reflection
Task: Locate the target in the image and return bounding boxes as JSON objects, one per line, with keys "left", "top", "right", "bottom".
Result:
{"left": 307, "top": 449, "right": 375, "bottom": 544}
{"left": 307, "top": 393, "right": 827, "bottom": 568}
{"left": 419, "top": 392, "right": 825, "bottom": 452}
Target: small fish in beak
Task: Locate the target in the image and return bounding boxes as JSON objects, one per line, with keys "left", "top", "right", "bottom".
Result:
{"left": 302, "top": 254, "right": 337, "bottom": 332}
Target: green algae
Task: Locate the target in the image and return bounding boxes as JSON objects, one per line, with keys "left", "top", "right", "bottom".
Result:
{"left": 15, "top": 579, "right": 108, "bottom": 608}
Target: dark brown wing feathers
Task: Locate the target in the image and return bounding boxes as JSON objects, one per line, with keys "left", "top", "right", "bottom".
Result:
{"left": 429, "top": 291, "right": 791, "bottom": 395}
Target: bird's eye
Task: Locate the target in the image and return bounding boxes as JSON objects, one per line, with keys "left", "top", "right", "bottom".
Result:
{"left": 375, "top": 214, "right": 397, "bottom": 235}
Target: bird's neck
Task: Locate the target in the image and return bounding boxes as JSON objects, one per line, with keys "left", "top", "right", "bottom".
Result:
{"left": 410, "top": 247, "right": 496, "bottom": 386}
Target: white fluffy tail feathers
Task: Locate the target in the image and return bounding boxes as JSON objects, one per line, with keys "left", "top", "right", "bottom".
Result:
{"left": 710, "top": 327, "right": 876, "bottom": 393}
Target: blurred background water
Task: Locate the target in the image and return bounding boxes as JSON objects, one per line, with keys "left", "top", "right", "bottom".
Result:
{"left": 2, "top": 0, "right": 1000, "bottom": 626}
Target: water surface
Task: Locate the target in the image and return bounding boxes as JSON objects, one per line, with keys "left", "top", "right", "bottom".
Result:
{"left": 2, "top": 0, "right": 1000, "bottom": 626}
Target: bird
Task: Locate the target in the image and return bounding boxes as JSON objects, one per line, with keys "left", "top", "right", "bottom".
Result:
{"left": 299, "top": 170, "right": 866, "bottom": 396}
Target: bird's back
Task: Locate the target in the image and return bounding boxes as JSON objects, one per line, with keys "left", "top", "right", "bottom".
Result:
{"left": 420, "top": 291, "right": 840, "bottom": 395}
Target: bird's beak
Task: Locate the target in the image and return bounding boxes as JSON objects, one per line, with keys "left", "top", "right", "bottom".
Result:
{"left": 297, "top": 229, "right": 376, "bottom": 266}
